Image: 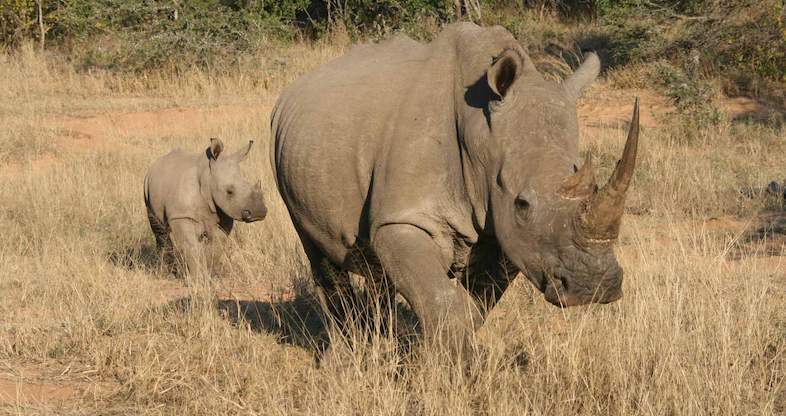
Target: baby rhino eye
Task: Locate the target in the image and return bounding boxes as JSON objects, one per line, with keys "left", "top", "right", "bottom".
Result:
{"left": 515, "top": 197, "right": 529, "bottom": 211}
{"left": 226, "top": 187, "right": 235, "bottom": 196}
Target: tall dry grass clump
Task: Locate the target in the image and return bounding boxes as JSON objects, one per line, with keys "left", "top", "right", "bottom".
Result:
{"left": 0, "top": 42, "right": 784, "bottom": 415}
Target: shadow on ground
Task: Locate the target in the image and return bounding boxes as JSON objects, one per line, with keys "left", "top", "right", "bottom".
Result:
{"left": 168, "top": 289, "right": 423, "bottom": 362}
{"left": 727, "top": 99, "right": 786, "bottom": 127}
{"left": 108, "top": 243, "right": 165, "bottom": 271}
{"left": 731, "top": 208, "right": 786, "bottom": 259}
{"left": 216, "top": 294, "right": 329, "bottom": 351}
{"left": 744, "top": 211, "right": 786, "bottom": 254}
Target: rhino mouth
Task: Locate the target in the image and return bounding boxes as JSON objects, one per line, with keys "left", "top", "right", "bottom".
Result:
{"left": 543, "top": 275, "right": 584, "bottom": 307}
{"left": 541, "top": 271, "right": 622, "bottom": 308}
{"left": 241, "top": 209, "right": 266, "bottom": 222}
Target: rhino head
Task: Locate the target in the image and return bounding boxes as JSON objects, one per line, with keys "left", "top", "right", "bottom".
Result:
{"left": 203, "top": 138, "right": 267, "bottom": 223}
{"left": 462, "top": 49, "right": 638, "bottom": 307}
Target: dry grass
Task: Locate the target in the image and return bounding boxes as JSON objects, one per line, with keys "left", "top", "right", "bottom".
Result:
{"left": 0, "top": 41, "right": 784, "bottom": 415}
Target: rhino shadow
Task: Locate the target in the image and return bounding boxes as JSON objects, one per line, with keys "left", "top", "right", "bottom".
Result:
{"left": 108, "top": 243, "right": 165, "bottom": 272}
{"left": 217, "top": 294, "right": 420, "bottom": 352}
{"left": 216, "top": 294, "right": 330, "bottom": 352}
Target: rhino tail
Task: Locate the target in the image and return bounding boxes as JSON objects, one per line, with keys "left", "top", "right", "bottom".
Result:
{"left": 269, "top": 99, "right": 284, "bottom": 194}
{"left": 144, "top": 173, "right": 170, "bottom": 249}
{"left": 143, "top": 171, "right": 152, "bottom": 209}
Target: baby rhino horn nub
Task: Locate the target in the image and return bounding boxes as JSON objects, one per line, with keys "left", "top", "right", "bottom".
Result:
{"left": 580, "top": 97, "right": 640, "bottom": 242}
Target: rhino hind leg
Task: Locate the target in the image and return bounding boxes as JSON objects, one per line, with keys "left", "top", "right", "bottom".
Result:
{"left": 343, "top": 244, "right": 399, "bottom": 336}
{"left": 147, "top": 206, "right": 176, "bottom": 273}
{"left": 298, "top": 236, "right": 370, "bottom": 338}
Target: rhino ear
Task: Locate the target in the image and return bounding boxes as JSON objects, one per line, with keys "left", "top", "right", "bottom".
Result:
{"left": 208, "top": 137, "right": 224, "bottom": 160}
{"left": 487, "top": 49, "right": 522, "bottom": 100}
{"left": 232, "top": 140, "right": 254, "bottom": 162}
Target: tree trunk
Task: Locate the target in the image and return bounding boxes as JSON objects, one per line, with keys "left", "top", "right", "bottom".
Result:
{"left": 35, "top": 0, "right": 45, "bottom": 50}
{"left": 469, "top": 0, "right": 482, "bottom": 22}
{"left": 326, "top": 0, "right": 332, "bottom": 29}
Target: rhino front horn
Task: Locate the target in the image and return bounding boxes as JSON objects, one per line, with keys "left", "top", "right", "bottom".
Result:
{"left": 580, "top": 97, "right": 640, "bottom": 241}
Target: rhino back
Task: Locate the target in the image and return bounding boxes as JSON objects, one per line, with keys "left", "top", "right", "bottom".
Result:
{"left": 145, "top": 149, "right": 206, "bottom": 225}
{"left": 271, "top": 25, "right": 511, "bottom": 265}
{"left": 272, "top": 36, "right": 445, "bottom": 258}
{"left": 273, "top": 35, "right": 430, "bottom": 188}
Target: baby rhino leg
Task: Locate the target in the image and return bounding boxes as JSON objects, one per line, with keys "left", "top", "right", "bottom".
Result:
{"left": 169, "top": 218, "right": 210, "bottom": 279}
{"left": 147, "top": 206, "right": 176, "bottom": 272}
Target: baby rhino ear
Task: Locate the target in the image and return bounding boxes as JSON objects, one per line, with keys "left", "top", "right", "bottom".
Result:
{"left": 208, "top": 137, "right": 224, "bottom": 160}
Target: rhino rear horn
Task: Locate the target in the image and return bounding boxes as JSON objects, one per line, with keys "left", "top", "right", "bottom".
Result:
{"left": 580, "top": 97, "right": 640, "bottom": 241}
{"left": 559, "top": 154, "right": 596, "bottom": 200}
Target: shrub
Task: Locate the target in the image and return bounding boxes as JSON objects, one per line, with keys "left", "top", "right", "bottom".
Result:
{"left": 1, "top": 0, "right": 309, "bottom": 72}
{"left": 592, "top": 0, "right": 786, "bottom": 98}
{"left": 1, "top": 0, "right": 784, "bottom": 99}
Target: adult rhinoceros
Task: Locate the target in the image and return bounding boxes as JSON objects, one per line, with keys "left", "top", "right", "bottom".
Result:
{"left": 270, "top": 22, "right": 640, "bottom": 351}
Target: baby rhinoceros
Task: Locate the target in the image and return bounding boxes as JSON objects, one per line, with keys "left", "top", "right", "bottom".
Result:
{"left": 144, "top": 138, "right": 267, "bottom": 277}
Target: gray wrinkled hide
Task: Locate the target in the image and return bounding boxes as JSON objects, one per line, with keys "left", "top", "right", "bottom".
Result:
{"left": 271, "top": 22, "right": 627, "bottom": 353}
{"left": 144, "top": 139, "right": 267, "bottom": 277}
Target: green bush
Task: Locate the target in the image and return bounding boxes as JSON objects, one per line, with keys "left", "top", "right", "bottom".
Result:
{"left": 69, "top": 0, "right": 296, "bottom": 72}
{"left": 0, "top": 0, "right": 38, "bottom": 47}
{"left": 1, "top": 0, "right": 309, "bottom": 71}
{"left": 656, "top": 61, "right": 724, "bottom": 128}
{"left": 1, "top": 0, "right": 784, "bottom": 100}
{"left": 592, "top": 0, "right": 786, "bottom": 97}
{"left": 303, "top": 0, "right": 454, "bottom": 38}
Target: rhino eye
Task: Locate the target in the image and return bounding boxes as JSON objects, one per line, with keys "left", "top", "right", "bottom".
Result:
{"left": 226, "top": 187, "right": 235, "bottom": 197}
{"left": 514, "top": 196, "right": 531, "bottom": 223}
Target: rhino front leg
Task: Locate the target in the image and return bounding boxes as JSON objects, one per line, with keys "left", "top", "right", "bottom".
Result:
{"left": 373, "top": 224, "right": 483, "bottom": 356}
{"left": 461, "top": 239, "right": 517, "bottom": 317}
{"left": 169, "top": 219, "right": 209, "bottom": 279}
